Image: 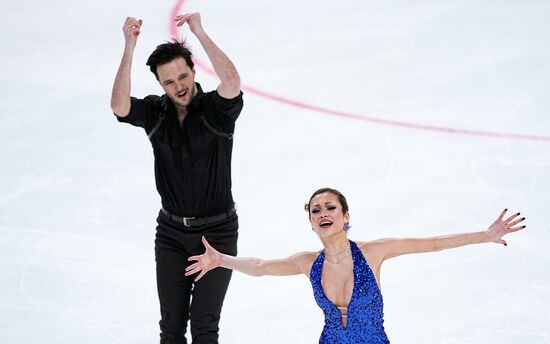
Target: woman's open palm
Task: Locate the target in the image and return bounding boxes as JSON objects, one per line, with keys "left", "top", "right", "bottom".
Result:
{"left": 486, "top": 209, "right": 526, "bottom": 246}
{"left": 185, "top": 236, "right": 222, "bottom": 282}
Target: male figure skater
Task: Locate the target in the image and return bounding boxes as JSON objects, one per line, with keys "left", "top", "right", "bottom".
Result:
{"left": 110, "top": 13, "right": 243, "bottom": 344}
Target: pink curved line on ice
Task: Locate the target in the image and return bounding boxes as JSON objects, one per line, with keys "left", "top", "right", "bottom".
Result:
{"left": 169, "top": 0, "right": 550, "bottom": 142}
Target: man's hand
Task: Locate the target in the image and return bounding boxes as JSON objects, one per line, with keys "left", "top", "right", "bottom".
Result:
{"left": 123, "top": 17, "right": 143, "bottom": 48}
{"left": 175, "top": 13, "right": 203, "bottom": 35}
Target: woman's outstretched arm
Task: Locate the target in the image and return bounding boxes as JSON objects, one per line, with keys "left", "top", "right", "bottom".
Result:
{"left": 371, "top": 209, "right": 526, "bottom": 262}
{"left": 185, "top": 236, "right": 313, "bottom": 282}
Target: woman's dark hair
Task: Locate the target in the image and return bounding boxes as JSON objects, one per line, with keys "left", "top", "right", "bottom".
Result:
{"left": 146, "top": 41, "right": 194, "bottom": 80}
{"left": 304, "top": 188, "right": 349, "bottom": 216}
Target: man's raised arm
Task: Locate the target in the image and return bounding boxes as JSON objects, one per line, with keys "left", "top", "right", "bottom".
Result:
{"left": 111, "top": 17, "right": 143, "bottom": 117}
{"left": 176, "top": 13, "right": 241, "bottom": 99}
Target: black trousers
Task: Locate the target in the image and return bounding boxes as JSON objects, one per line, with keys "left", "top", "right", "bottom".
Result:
{"left": 155, "top": 210, "right": 238, "bottom": 344}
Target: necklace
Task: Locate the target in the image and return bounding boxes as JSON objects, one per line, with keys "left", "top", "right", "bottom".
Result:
{"left": 323, "top": 245, "right": 351, "bottom": 264}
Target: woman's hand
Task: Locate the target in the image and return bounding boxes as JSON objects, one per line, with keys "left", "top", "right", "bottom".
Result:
{"left": 486, "top": 209, "right": 526, "bottom": 246}
{"left": 185, "top": 236, "right": 222, "bottom": 282}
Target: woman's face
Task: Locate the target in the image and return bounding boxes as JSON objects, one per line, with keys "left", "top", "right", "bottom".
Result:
{"left": 309, "top": 192, "right": 349, "bottom": 237}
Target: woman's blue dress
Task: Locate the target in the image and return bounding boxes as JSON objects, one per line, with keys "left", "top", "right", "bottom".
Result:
{"left": 309, "top": 240, "right": 390, "bottom": 343}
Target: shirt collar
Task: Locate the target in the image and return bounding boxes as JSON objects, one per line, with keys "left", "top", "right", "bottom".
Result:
{"left": 188, "top": 82, "right": 205, "bottom": 111}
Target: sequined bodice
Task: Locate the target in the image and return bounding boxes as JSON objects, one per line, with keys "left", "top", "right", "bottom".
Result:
{"left": 309, "top": 240, "right": 390, "bottom": 343}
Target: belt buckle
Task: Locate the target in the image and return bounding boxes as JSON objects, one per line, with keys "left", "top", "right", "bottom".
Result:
{"left": 182, "top": 217, "right": 195, "bottom": 227}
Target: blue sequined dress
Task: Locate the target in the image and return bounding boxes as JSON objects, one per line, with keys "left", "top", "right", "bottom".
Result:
{"left": 310, "top": 240, "right": 390, "bottom": 343}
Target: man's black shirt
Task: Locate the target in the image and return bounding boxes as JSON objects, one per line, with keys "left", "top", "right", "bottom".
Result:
{"left": 117, "top": 83, "right": 244, "bottom": 217}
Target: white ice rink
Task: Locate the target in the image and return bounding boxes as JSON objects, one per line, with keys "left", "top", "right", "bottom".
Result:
{"left": 1, "top": 0, "right": 549, "bottom": 342}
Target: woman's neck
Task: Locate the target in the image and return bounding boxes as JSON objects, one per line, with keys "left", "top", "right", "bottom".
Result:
{"left": 321, "top": 234, "right": 350, "bottom": 256}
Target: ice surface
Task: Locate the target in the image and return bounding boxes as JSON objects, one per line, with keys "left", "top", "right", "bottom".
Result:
{"left": 1, "top": 0, "right": 549, "bottom": 343}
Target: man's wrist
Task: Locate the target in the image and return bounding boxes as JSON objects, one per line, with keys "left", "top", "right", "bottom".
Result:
{"left": 123, "top": 42, "right": 136, "bottom": 53}
{"left": 191, "top": 27, "right": 207, "bottom": 39}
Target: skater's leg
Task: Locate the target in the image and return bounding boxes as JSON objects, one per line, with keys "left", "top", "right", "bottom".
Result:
{"left": 189, "top": 217, "right": 238, "bottom": 344}
{"left": 156, "top": 223, "right": 193, "bottom": 344}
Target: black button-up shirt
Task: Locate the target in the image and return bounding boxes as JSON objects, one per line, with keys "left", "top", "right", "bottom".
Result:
{"left": 117, "top": 83, "right": 244, "bottom": 217}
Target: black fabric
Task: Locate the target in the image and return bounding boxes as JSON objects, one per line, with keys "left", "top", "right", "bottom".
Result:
{"left": 155, "top": 211, "right": 238, "bottom": 344}
{"left": 148, "top": 113, "right": 166, "bottom": 140}
{"left": 116, "top": 83, "right": 244, "bottom": 217}
{"left": 147, "top": 97, "right": 233, "bottom": 141}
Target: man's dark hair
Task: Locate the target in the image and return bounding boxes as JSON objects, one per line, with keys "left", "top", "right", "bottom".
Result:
{"left": 146, "top": 41, "right": 194, "bottom": 80}
{"left": 304, "top": 187, "right": 349, "bottom": 217}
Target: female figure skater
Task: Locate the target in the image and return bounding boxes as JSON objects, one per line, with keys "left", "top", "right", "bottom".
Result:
{"left": 185, "top": 188, "right": 526, "bottom": 343}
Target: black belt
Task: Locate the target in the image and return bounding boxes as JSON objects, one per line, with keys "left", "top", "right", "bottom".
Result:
{"left": 161, "top": 205, "right": 237, "bottom": 227}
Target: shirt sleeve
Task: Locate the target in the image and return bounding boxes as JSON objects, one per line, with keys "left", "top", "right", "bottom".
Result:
{"left": 115, "top": 96, "right": 161, "bottom": 134}
{"left": 203, "top": 90, "right": 244, "bottom": 132}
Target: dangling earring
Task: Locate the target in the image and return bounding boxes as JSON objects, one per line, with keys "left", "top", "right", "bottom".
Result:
{"left": 343, "top": 222, "right": 351, "bottom": 231}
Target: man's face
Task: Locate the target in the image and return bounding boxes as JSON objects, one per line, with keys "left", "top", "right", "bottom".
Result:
{"left": 157, "top": 57, "right": 197, "bottom": 110}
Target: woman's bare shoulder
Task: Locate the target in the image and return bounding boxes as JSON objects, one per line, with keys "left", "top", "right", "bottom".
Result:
{"left": 355, "top": 239, "right": 389, "bottom": 262}
{"left": 292, "top": 250, "right": 321, "bottom": 263}
{"left": 356, "top": 239, "right": 387, "bottom": 251}
{"left": 291, "top": 250, "right": 321, "bottom": 276}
